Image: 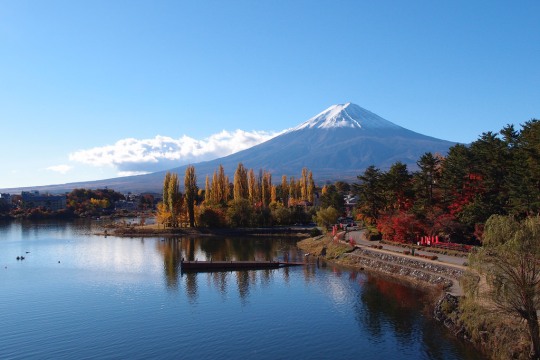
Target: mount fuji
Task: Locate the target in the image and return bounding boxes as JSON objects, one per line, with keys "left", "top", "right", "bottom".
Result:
{"left": 2, "top": 103, "right": 456, "bottom": 193}
{"left": 197, "top": 102, "right": 455, "bottom": 182}
{"left": 291, "top": 102, "right": 403, "bottom": 131}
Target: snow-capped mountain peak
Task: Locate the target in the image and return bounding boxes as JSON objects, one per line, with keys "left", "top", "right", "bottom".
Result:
{"left": 289, "top": 102, "right": 402, "bottom": 132}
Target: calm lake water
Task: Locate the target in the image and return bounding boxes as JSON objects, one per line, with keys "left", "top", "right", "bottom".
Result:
{"left": 0, "top": 220, "right": 484, "bottom": 360}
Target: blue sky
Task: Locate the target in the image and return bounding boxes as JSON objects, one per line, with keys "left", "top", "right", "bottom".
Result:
{"left": 1, "top": 0, "right": 538, "bottom": 189}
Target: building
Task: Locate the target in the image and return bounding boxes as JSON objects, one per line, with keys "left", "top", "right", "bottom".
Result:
{"left": 0, "top": 193, "right": 11, "bottom": 204}
{"left": 21, "top": 191, "right": 67, "bottom": 211}
{"left": 114, "top": 199, "right": 138, "bottom": 211}
{"left": 0, "top": 193, "right": 12, "bottom": 210}
{"left": 343, "top": 194, "right": 358, "bottom": 216}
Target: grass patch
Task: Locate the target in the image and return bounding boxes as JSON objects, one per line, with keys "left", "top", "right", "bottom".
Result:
{"left": 297, "top": 235, "right": 353, "bottom": 260}
{"left": 458, "top": 296, "right": 530, "bottom": 360}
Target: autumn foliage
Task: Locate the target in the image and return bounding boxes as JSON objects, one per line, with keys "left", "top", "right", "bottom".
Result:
{"left": 354, "top": 120, "right": 540, "bottom": 244}
{"left": 67, "top": 188, "right": 124, "bottom": 216}
{"left": 157, "top": 164, "right": 316, "bottom": 229}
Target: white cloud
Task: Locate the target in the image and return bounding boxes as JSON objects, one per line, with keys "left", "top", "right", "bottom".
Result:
{"left": 117, "top": 171, "right": 151, "bottom": 177}
{"left": 69, "top": 129, "right": 281, "bottom": 173}
{"left": 46, "top": 164, "right": 72, "bottom": 174}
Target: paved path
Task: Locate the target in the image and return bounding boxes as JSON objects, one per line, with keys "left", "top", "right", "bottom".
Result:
{"left": 338, "top": 229, "right": 468, "bottom": 296}
{"left": 342, "top": 229, "right": 468, "bottom": 267}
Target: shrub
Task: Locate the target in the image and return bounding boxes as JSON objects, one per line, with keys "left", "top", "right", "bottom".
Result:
{"left": 197, "top": 207, "right": 226, "bottom": 228}
{"left": 310, "top": 227, "right": 322, "bottom": 237}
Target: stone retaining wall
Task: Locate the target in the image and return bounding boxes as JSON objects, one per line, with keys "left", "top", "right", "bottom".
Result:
{"left": 341, "top": 247, "right": 465, "bottom": 289}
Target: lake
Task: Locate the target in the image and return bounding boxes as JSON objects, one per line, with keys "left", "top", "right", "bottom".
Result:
{"left": 0, "top": 219, "right": 484, "bottom": 359}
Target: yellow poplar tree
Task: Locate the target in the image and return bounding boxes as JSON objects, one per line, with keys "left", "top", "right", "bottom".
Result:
{"left": 248, "top": 169, "right": 257, "bottom": 204}
{"left": 211, "top": 171, "right": 220, "bottom": 204}
{"left": 281, "top": 175, "right": 288, "bottom": 206}
{"left": 261, "top": 171, "right": 271, "bottom": 207}
{"left": 300, "top": 167, "right": 308, "bottom": 200}
{"left": 184, "top": 165, "right": 197, "bottom": 228}
{"left": 234, "top": 163, "right": 249, "bottom": 201}
{"left": 167, "top": 173, "right": 182, "bottom": 228}
{"left": 204, "top": 175, "right": 211, "bottom": 203}
{"left": 271, "top": 185, "right": 277, "bottom": 204}
{"left": 308, "top": 170, "right": 315, "bottom": 203}
{"left": 289, "top": 177, "right": 296, "bottom": 206}
{"left": 162, "top": 172, "right": 171, "bottom": 209}
{"left": 218, "top": 165, "right": 228, "bottom": 204}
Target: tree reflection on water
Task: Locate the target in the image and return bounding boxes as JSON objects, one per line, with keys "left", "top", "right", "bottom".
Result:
{"left": 154, "top": 236, "right": 302, "bottom": 299}
{"left": 356, "top": 275, "right": 424, "bottom": 341}
{"left": 155, "top": 238, "right": 182, "bottom": 289}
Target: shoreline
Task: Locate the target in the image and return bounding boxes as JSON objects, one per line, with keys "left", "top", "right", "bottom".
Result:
{"left": 297, "top": 233, "right": 533, "bottom": 359}
{"left": 90, "top": 222, "right": 526, "bottom": 359}
{"left": 100, "top": 225, "right": 313, "bottom": 238}
{"left": 297, "top": 235, "right": 463, "bottom": 294}
{"left": 105, "top": 227, "right": 528, "bottom": 359}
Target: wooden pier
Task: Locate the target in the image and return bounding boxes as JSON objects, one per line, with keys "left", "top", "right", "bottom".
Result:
{"left": 180, "top": 260, "right": 304, "bottom": 273}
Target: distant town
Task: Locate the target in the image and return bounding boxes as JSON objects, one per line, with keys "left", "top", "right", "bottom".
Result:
{"left": 0, "top": 189, "right": 160, "bottom": 220}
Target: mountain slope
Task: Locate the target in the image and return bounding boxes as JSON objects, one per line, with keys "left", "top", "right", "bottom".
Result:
{"left": 175, "top": 102, "right": 455, "bottom": 180}
{"left": 1, "top": 103, "right": 456, "bottom": 193}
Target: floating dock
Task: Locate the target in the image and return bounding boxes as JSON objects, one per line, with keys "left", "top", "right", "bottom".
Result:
{"left": 180, "top": 260, "right": 304, "bottom": 273}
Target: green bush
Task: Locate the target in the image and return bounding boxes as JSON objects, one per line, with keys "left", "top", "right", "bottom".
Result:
{"left": 197, "top": 207, "right": 226, "bottom": 228}
{"left": 310, "top": 227, "right": 322, "bottom": 237}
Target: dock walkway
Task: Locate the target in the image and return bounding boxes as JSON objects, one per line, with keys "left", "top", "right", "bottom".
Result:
{"left": 180, "top": 260, "right": 304, "bottom": 273}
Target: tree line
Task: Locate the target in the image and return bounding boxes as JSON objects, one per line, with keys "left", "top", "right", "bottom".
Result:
{"left": 156, "top": 164, "right": 316, "bottom": 228}
{"left": 1, "top": 188, "right": 129, "bottom": 219}
{"left": 353, "top": 119, "right": 540, "bottom": 244}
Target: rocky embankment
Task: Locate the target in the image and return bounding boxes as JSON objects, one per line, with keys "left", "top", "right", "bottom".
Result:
{"left": 433, "top": 293, "right": 470, "bottom": 340}
{"left": 341, "top": 247, "right": 464, "bottom": 292}
{"left": 298, "top": 235, "right": 464, "bottom": 293}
